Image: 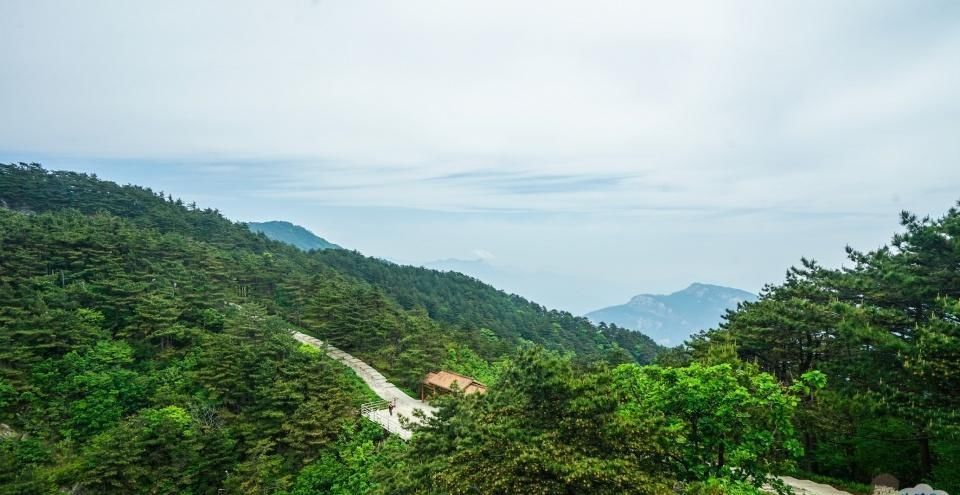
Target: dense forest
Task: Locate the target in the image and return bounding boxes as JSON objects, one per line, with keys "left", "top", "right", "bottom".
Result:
{"left": 0, "top": 163, "right": 957, "bottom": 494}
{"left": 682, "top": 206, "right": 960, "bottom": 491}
{"left": 0, "top": 164, "right": 658, "bottom": 382}
{"left": 0, "top": 163, "right": 655, "bottom": 493}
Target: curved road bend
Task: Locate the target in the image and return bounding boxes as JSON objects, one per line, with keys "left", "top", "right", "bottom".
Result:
{"left": 291, "top": 331, "right": 436, "bottom": 440}
{"left": 292, "top": 331, "right": 856, "bottom": 494}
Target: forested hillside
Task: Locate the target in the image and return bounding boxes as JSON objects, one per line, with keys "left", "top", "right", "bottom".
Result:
{"left": 316, "top": 249, "right": 659, "bottom": 364}
{"left": 0, "top": 193, "right": 397, "bottom": 493}
{"left": 0, "top": 163, "right": 658, "bottom": 493}
{"left": 684, "top": 206, "right": 960, "bottom": 492}
{"left": 0, "top": 163, "right": 659, "bottom": 373}
{"left": 3, "top": 162, "right": 957, "bottom": 495}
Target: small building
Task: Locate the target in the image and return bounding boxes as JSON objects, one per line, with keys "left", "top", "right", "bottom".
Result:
{"left": 420, "top": 370, "right": 487, "bottom": 400}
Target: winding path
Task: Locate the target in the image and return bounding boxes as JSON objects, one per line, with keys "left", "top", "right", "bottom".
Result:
{"left": 291, "top": 331, "right": 436, "bottom": 440}
{"left": 291, "top": 331, "right": 855, "bottom": 495}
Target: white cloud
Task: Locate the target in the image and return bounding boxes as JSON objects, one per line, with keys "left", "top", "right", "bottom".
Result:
{"left": 472, "top": 249, "right": 495, "bottom": 261}
{"left": 2, "top": 0, "right": 959, "bottom": 310}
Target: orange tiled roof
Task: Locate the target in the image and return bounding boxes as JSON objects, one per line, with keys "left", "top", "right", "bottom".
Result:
{"left": 422, "top": 370, "right": 487, "bottom": 394}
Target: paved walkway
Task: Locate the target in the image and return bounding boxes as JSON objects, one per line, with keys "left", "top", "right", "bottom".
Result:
{"left": 291, "top": 331, "right": 436, "bottom": 440}
{"left": 291, "top": 330, "right": 856, "bottom": 492}
{"left": 776, "top": 476, "right": 854, "bottom": 495}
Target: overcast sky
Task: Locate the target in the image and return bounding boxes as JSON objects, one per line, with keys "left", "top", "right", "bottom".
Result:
{"left": 2, "top": 0, "right": 959, "bottom": 313}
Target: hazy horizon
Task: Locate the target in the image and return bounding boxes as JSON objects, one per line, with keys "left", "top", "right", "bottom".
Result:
{"left": 3, "top": 0, "right": 959, "bottom": 313}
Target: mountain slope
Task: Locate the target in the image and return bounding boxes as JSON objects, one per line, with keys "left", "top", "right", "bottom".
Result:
{"left": 0, "top": 179, "right": 384, "bottom": 492}
{"left": 423, "top": 258, "right": 500, "bottom": 280}
{"left": 585, "top": 283, "right": 756, "bottom": 345}
{"left": 422, "top": 257, "right": 622, "bottom": 314}
{"left": 316, "top": 250, "right": 660, "bottom": 365}
{"left": 0, "top": 163, "right": 658, "bottom": 368}
{"left": 248, "top": 220, "right": 340, "bottom": 251}
{"left": 0, "top": 162, "right": 659, "bottom": 491}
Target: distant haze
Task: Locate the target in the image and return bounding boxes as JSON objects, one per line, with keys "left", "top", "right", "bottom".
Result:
{"left": 422, "top": 257, "right": 620, "bottom": 314}
{"left": 2, "top": 1, "right": 959, "bottom": 314}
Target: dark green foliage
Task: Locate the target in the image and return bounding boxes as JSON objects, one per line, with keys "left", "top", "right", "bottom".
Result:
{"left": 0, "top": 437, "right": 57, "bottom": 495}
{"left": 0, "top": 163, "right": 658, "bottom": 377}
{"left": 30, "top": 340, "right": 148, "bottom": 440}
{"left": 690, "top": 203, "right": 960, "bottom": 492}
{"left": 378, "top": 348, "right": 811, "bottom": 495}
{"left": 0, "top": 163, "right": 660, "bottom": 492}
{"left": 315, "top": 248, "right": 661, "bottom": 364}
{"left": 376, "top": 348, "right": 675, "bottom": 495}
{"left": 6, "top": 162, "right": 956, "bottom": 494}
{"left": 281, "top": 422, "right": 399, "bottom": 495}
{"left": 0, "top": 163, "right": 257, "bottom": 251}
{"left": 0, "top": 165, "right": 386, "bottom": 492}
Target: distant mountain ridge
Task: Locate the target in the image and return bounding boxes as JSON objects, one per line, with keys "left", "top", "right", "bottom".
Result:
{"left": 248, "top": 220, "right": 340, "bottom": 251}
{"left": 585, "top": 283, "right": 756, "bottom": 346}
{"left": 421, "top": 257, "right": 619, "bottom": 315}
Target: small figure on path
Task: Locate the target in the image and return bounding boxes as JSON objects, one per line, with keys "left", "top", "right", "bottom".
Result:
{"left": 388, "top": 399, "right": 396, "bottom": 416}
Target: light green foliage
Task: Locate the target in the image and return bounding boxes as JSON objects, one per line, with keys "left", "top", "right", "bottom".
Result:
{"left": 441, "top": 343, "right": 505, "bottom": 385}
{"left": 75, "top": 406, "right": 201, "bottom": 493}
{"left": 790, "top": 370, "right": 828, "bottom": 396}
{"left": 614, "top": 362, "right": 808, "bottom": 486}
{"left": 143, "top": 405, "right": 192, "bottom": 430}
{"left": 298, "top": 343, "right": 322, "bottom": 356}
{"left": 378, "top": 347, "right": 800, "bottom": 495}
{"left": 377, "top": 349, "right": 813, "bottom": 494}
{"left": 28, "top": 340, "right": 147, "bottom": 441}
{"left": 4, "top": 162, "right": 959, "bottom": 493}
{"left": 691, "top": 204, "right": 960, "bottom": 491}
{"left": 283, "top": 423, "right": 392, "bottom": 495}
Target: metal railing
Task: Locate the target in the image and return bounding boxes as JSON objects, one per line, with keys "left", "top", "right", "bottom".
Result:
{"left": 359, "top": 400, "right": 409, "bottom": 439}
{"left": 360, "top": 400, "right": 390, "bottom": 415}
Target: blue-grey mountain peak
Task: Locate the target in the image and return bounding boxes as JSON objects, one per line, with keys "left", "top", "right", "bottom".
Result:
{"left": 585, "top": 283, "right": 757, "bottom": 346}
{"left": 247, "top": 221, "right": 340, "bottom": 251}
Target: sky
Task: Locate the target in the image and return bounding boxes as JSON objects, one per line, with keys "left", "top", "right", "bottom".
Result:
{"left": 2, "top": 0, "right": 959, "bottom": 314}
